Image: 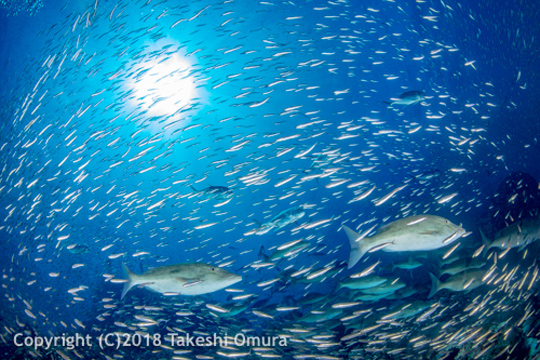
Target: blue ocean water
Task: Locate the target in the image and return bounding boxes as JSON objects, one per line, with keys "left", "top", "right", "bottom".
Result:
{"left": 1, "top": 0, "right": 540, "bottom": 359}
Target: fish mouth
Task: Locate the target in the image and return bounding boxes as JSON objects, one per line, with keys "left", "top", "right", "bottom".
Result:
{"left": 229, "top": 275, "right": 242, "bottom": 284}
{"left": 443, "top": 227, "right": 466, "bottom": 245}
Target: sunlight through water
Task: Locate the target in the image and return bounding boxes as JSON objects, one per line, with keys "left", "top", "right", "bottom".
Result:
{"left": 122, "top": 45, "right": 201, "bottom": 130}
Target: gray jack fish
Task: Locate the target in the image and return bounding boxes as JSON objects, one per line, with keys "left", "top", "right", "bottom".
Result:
{"left": 121, "top": 262, "right": 242, "bottom": 299}
{"left": 384, "top": 91, "right": 425, "bottom": 106}
{"left": 343, "top": 215, "right": 465, "bottom": 269}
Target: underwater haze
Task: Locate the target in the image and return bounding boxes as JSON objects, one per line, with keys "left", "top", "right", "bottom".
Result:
{"left": 1, "top": 0, "right": 540, "bottom": 359}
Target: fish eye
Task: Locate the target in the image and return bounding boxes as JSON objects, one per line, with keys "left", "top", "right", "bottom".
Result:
{"left": 211, "top": 267, "right": 215, "bottom": 271}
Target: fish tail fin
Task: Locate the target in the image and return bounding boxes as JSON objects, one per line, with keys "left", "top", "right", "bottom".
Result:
{"left": 258, "top": 246, "right": 269, "bottom": 262}
{"left": 428, "top": 272, "right": 441, "bottom": 299}
{"left": 190, "top": 185, "right": 199, "bottom": 192}
{"left": 121, "top": 263, "right": 137, "bottom": 300}
{"left": 382, "top": 100, "right": 392, "bottom": 105}
{"left": 342, "top": 225, "right": 368, "bottom": 269}
{"left": 479, "top": 228, "right": 491, "bottom": 256}
{"left": 434, "top": 257, "right": 443, "bottom": 276}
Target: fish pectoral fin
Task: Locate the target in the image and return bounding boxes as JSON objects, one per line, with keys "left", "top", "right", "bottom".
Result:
{"left": 182, "top": 279, "right": 204, "bottom": 288}
{"left": 518, "top": 244, "right": 528, "bottom": 252}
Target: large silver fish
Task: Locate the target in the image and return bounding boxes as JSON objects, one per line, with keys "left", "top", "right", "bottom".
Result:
{"left": 343, "top": 215, "right": 465, "bottom": 269}
{"left": 428, "top": 270, "right": 486, "bottom": 298}
{"left": 121, "top": 263, "right": 242, "bottom": 299}
{"left": 384, "top": 90, "right": 425, "bottom": 106}
{"left": 191, "top": 185, "right": 233, "bottom": 200}
{"left": 480, "top": 217, "right": 540, "bottom": 251}
{"left": 248, "top": 206, "right": 306, "bottom": 235}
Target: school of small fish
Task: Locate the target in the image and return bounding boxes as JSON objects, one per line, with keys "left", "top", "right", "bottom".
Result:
{"left": 1, "top": 0, "right": 539, "bottom": 359}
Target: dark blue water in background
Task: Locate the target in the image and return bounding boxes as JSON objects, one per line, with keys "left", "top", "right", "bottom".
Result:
{"left": 1, "top": 0, "right": 540, "bottom": 359}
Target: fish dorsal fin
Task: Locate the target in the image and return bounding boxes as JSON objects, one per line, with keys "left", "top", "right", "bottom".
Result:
{"left": 377, "top": 223, "right": 393, "bottom": 234}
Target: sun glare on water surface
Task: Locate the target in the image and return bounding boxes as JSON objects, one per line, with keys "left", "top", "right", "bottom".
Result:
{"left": 123, "top": 48, "right": 201, "bottom": 130}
